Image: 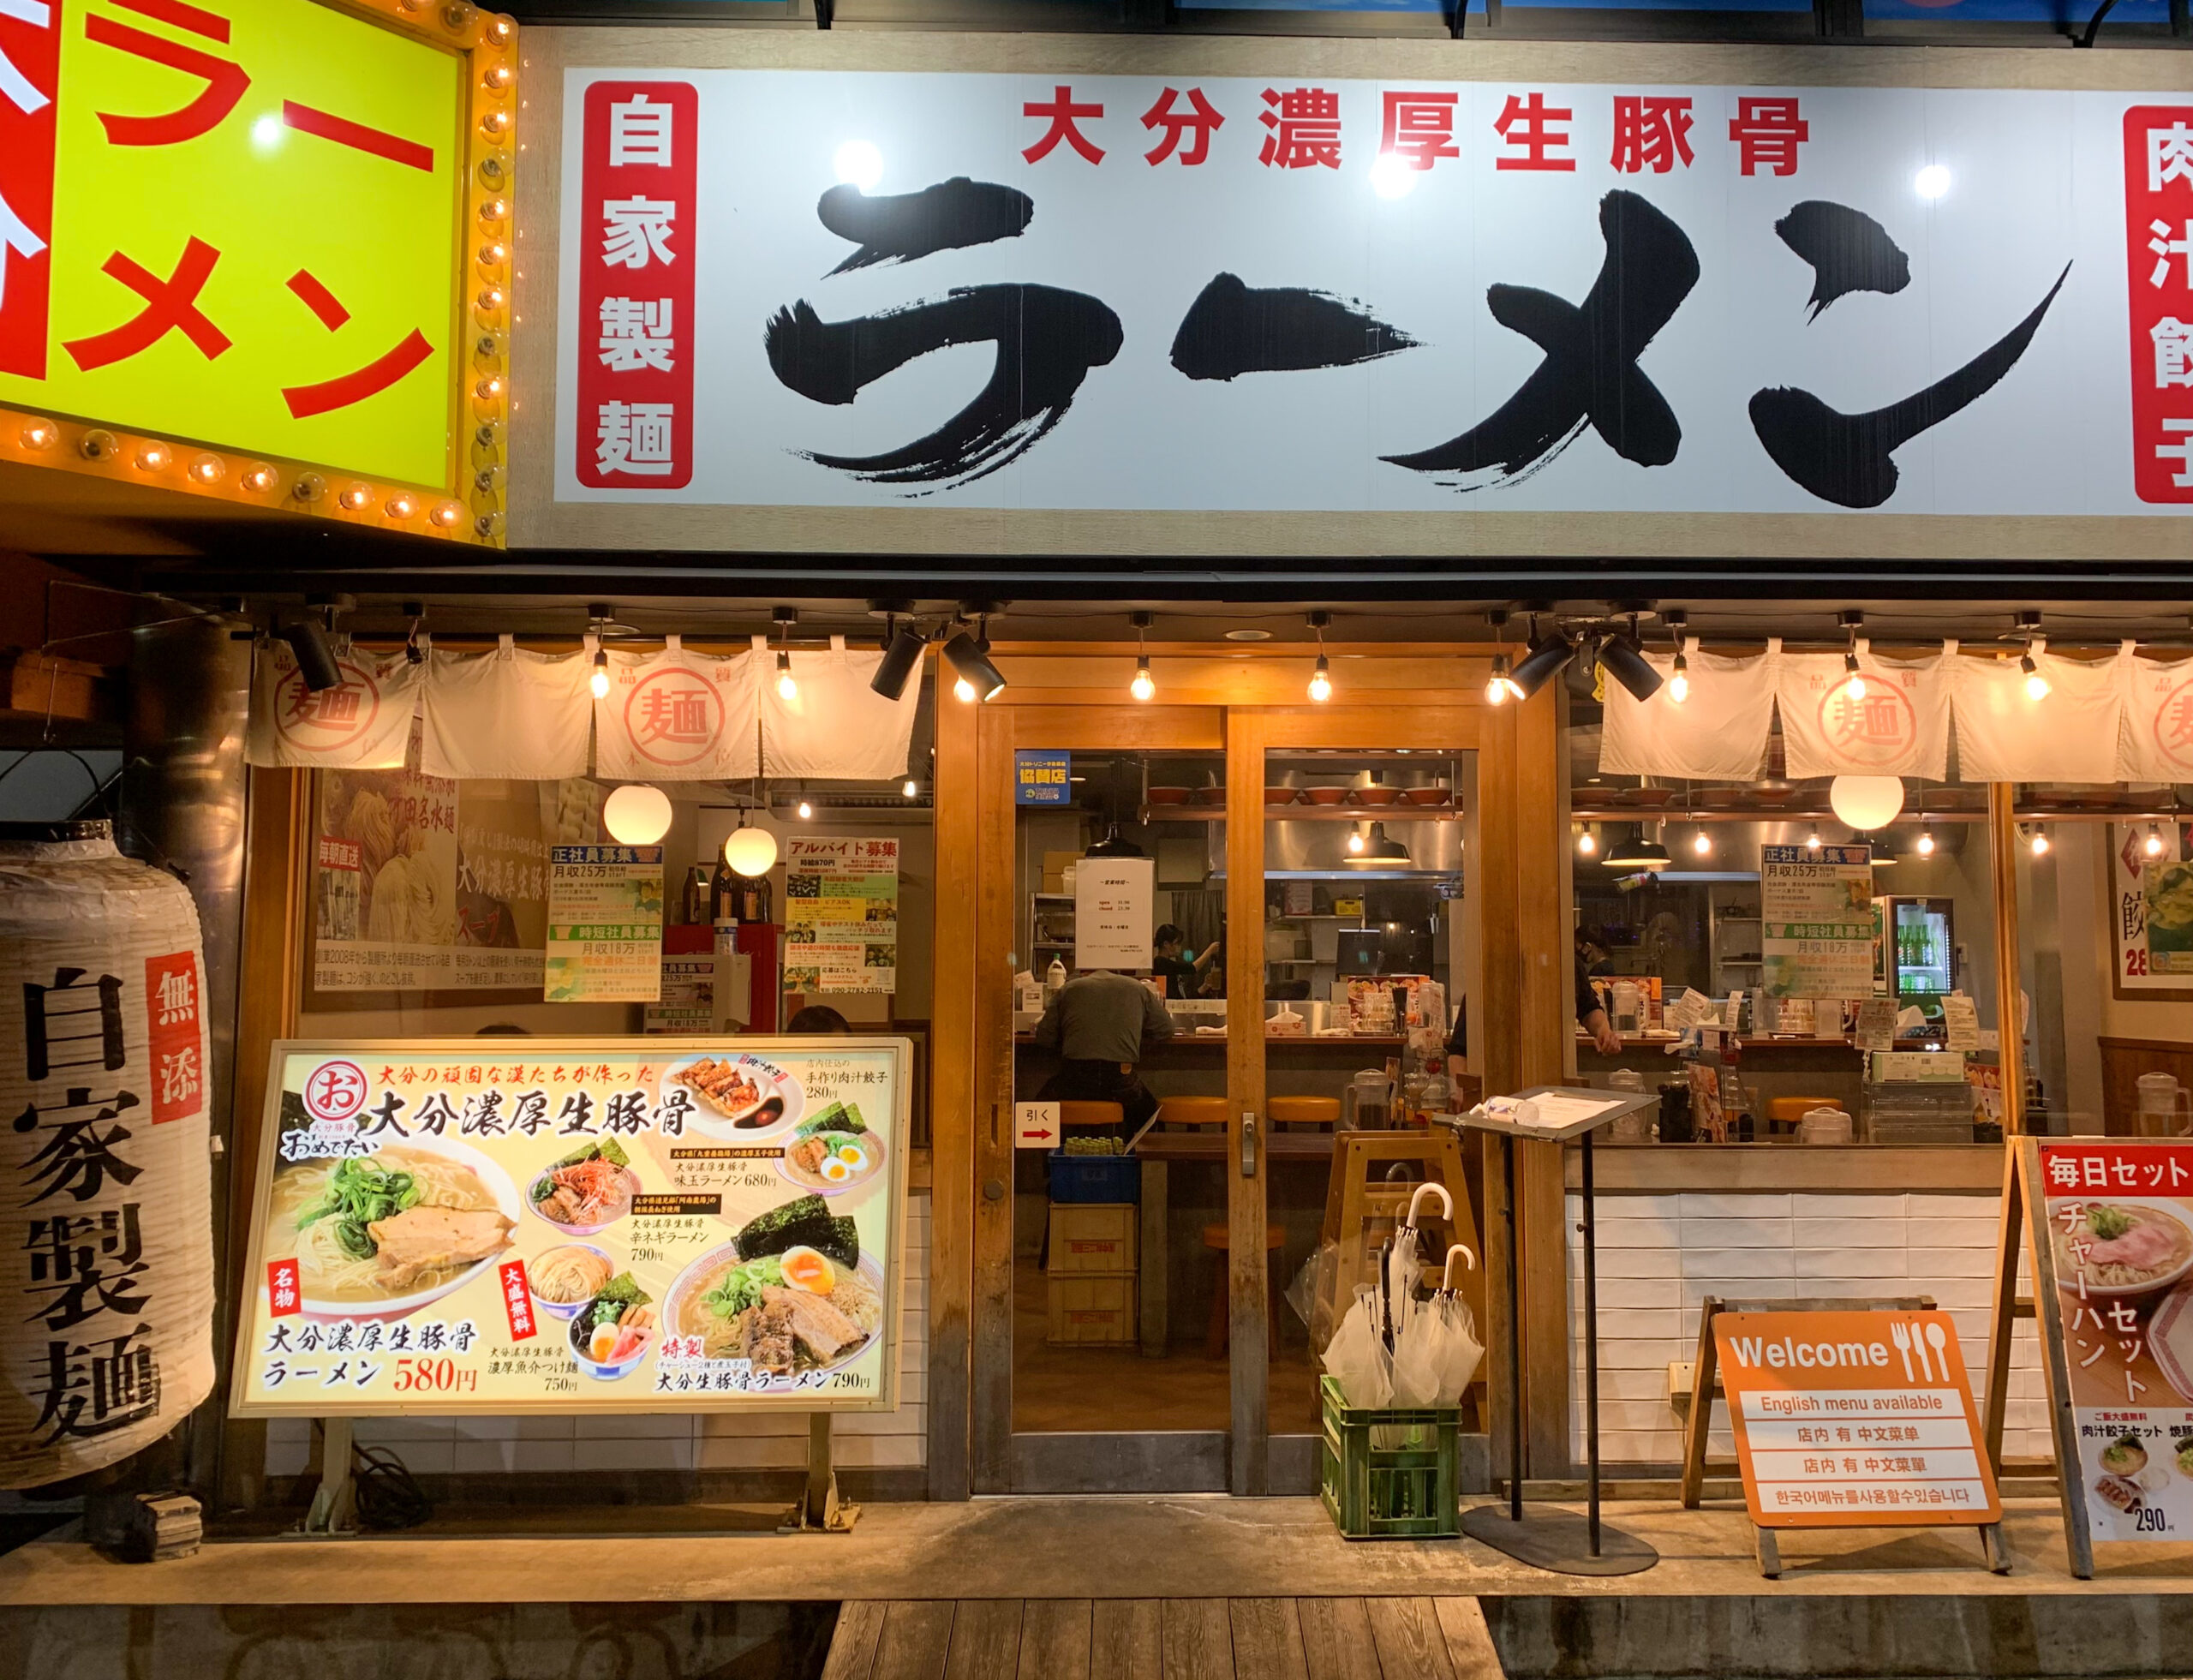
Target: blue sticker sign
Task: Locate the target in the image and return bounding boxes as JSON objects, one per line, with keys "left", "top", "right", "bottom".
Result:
{"left": 1016, "top": 750, "right": 1072, "bottom": 806}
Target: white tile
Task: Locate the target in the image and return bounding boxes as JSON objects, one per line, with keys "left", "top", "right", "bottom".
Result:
{"left": 1925, "top": 1277, "right": 1997, "bottom": 1309}
{"left": 1916, "top": 1217, "right": 2001, "bottom": 1249}
{"left": 1597, "top": 1193, "right": 1684, "bottom": 1220}
{"left": 571, "top": 1438, "right": 697, "bottom": 1472}
{"left": 697, "top": 1436, "right": 808, "bottom": 1470}
{"left": 1682, "top": 1247, "right": 1796, "bottom": 1279}
{"left": 1586, "top": 1247, "right": 1682, "bottom": 1279}
{"left": 1585, "top": 1276, "right": 1679, "bottom": 1309}
{"left": 575, "top": 1412, "right": 696, "bottom": 1438}
{"left": 1792, "top": 1247, "right": 1910, "bottom": 1279}
{"left": 1906, "top": 1193, "right": 1995, "bottom": 1218}
{"left": 1795, "top": 1217, "right": 1904, "bottom": 1248}
{"left": 356, "top": 1436, "right": 453, "bottom": 1474}
{"left": 1679, "top": 1217, "right": 1793, "bottom": 1248}
{"left": 1792, "top": 1193, "right": 1905, "bottom": 1219}
{"left": 1678, "top": 1276, "right": 1802, "bottom": 1307}
{"left": 452, "top": 1439, "right": 577, "bottom": 1474}
{"left": 1587, "top": 1367, "right": 1676, "bottom": 1404}
{"left": 352, "top": 1416, "right": 458, "bottom": 1444}
{"left": 1581, "top": 1399, "right": 1680, "bottom": 1431}
{"left": 1594, "top": 1310, "right": 1684, "bottom": 1342}
{"left": 1679, "top": 1193, "right": 1793, "bottom": 1220}
{"left": 1907, "top": 1246, "right": 1997, "bottom": 1278}
{"left": 1591, "top": 1214, "right": 1684, "bottom": 1247}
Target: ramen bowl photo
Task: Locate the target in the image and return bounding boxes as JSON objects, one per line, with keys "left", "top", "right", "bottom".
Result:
{"left": 528, "top": 1139, "right": 642, "bottom": 1237}
{"left": 2053, "top": 1199, "right": 2193, "bottom": 1299}
{"left": 664, "top": 1241, "right": 887, "bottom": 1390}
{"left": 527, "top": 1243, "right": 616, "bottom": 1320}
{"left": 266, "top": 1135, "right": 522, "bottom": 1324}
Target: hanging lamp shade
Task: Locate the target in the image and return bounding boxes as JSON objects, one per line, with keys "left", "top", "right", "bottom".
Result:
{"left": 725, "top": 824, "right": 779, "bottom": 877}
{"left": 1829, "top": 775, "right": 1905, "bottom": 832}
{"left": 603, "top": 784, "right": 672, "bottom": 846}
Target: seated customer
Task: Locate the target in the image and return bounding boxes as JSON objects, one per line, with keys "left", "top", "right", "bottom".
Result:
{"left": 786, "top": 1004, "right": 852, "bottom": 1034}
{"left": 1031, "top": 966, "right": 1179, "bottom": 1133}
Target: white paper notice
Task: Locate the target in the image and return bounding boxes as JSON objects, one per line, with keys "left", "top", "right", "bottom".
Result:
{"left": 1855, "top": 998, "right": 1898, "bottom": 1054}
{"left": 1015, "top": 1102, "right": 1061, "bottom": 1150}
{"left": 1075, "top": 857, "right": 1155, "bottom": 971}
{"left": 1943, "top": 994, "right": 1981, "bottom": 1052}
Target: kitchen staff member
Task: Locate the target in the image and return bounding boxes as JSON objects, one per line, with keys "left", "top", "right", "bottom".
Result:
{"left": 1575, "top": 926, "right": 1623, "bottom": 1055}
{"left": 1151, "top": 924, "right": 1217, "bottom": 1001}
{"left": 1032, "top": 967, "right": 1179, "bottom": 1132}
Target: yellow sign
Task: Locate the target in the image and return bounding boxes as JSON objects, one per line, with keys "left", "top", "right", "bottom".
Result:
{"left": 0, "top": 0, "right": 473, "bottom": 489}
{"left": 231, "top": 1038, "right": 909, "bottom": 1417}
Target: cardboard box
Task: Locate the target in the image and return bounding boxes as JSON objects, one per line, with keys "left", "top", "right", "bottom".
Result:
{"left": 1047, "top": 1203, "right": 1138, "bottom": 1274}
{"left": 1047, "top": 1271, "right": 1138, "bottom": 1344}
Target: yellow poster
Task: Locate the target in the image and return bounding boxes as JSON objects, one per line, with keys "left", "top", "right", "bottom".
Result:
{"left": 231, "top": 1037, "right": 906, "bottom": 1415}
{"left": 0, "top": 0, "right": 465, "bottom": 486}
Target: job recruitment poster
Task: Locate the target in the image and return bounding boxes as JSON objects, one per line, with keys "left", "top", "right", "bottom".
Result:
{"left": 2037, "top": 1139, "right": 2193, "bottom": 1542}
{"left": 544, "top": 845, "right": 666, "bottom": 1002}
{"left": 1760, "top": 843, "right": 1875, "bottom": 999}
{"left": 783, "top": 837, "right": 899, "bottom": 994}
{"left": 232, "top": 1038, "right": 907, "bottom": 1416}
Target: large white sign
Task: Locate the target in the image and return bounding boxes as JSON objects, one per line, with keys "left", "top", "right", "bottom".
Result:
{"left": 1075, "top": 857, "right": 1155, "bottom": 971}
{"left": 556, "top": 69, "right": 2193, "bottom": 517}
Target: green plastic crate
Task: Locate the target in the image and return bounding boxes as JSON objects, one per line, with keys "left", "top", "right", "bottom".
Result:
{"left": 1318, "top": 1375, "right": 1461, "bottom": 1540}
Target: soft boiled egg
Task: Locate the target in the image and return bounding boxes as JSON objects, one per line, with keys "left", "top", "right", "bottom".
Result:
{"left": 589, "top": 1322, "right": 621, "bottom": 1362}
{"left": 780, "top": 1244, "right": 836, "bottom": 1296}
{"left": 836, "top": 1140, "right": 871, "bottom": 1174}
{"left": 820, "top": 1155, "right": 854, "bottom": 1185}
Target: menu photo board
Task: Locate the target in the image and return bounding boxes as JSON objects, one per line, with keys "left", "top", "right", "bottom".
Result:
{"left": 2029, "top": 1139, "right": 2193, "bottom": 1545}
{"left": 231, "top": 1037, "right": 908, "bottom": 1417}
{"left": 2109, "top": 820, "right": 2193, "bottom": 1003}
{"left": 1713, "top": 1309, "right": 2002, "bottom": 1533}
{"left": 1760, "top": 844, "right": 1875, "bottom": 1000}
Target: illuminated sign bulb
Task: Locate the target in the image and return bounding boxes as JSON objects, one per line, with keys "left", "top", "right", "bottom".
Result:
{"left": 187, "top": 452, "right": 224, "bottom": 485}
{"left": 429, "top": 499, "right": 464, "bottom": 528}
{"left": 477, "top": 240, "right": 509, "bottom": 269}
{"left": 1806, "top": 826, "right": 1823, "bottom": 851}
{"left": 482, "top": 62, "right": 515, "bottom": 91}
{"left": 479, "top": 109, "right": 510, "bottom": 140}
{"left": 1843, "top": 650, "right": 1866, "bottom": 702}
{"left": 19, "top": 417, "right": 56, "bottom": 451}
{"left": 385, "top": 493, "right": 417, "bottom": 520}
{"left": 478, "top": 197, "right": 510, "bottom": 224}
{"left": 134, "top": 442, "right": 170, "bottom": 473}
{"left": 241, "top": 463, "right": 278, "bottom": 493}
{"left": 338, "top": 482, "right": 373, "bottom": 511}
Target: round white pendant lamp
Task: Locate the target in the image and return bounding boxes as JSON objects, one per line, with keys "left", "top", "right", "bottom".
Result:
{"left": 602, "top": 784, "right": 672, "bottom": 846}
{"left": 724, "top": 824, "right": 779, "bottom": 878}
{"left": 1829, "top": 775, "right": 1905, "bottom": 832}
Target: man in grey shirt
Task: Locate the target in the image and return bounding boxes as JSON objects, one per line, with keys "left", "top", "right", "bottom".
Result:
{"left": 1032, "top": 969, "right": 1178, "bottom": 1133}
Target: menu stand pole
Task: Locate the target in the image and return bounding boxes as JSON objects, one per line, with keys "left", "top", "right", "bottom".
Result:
{"left": 1455, "top": 1090, "right": 1658, "bottom": 1577}
{"left": 781, "top": 1412, "right": 861, "bottom": 1534}
{"left": 289, "top": 1415, "right": 358, "bottom": 1540}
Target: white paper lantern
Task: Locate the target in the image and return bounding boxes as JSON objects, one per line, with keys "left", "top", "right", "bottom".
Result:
{"left": 602, "top": 784, "right": 672, "bottom": 846}
{"left": 1829, "top": 774, "right": 1906, "bottom": 831}
{"left": 0, "top": 821, "right": 214, "bottom": 1489}
{"left": 725, "top": 825, "right": 778, "bottom": 878}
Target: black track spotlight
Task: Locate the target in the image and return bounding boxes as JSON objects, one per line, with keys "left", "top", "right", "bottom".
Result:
{"left": 1507, "top": 628, "right": 1575, "bottom": 699}
{"left": 283, "top": 617, "right": 343, "bottom": 692}
{"left": 870, "top": 622, "right": 928, "bottom": 701}
{"left": 1598, "top": 634, "right": 1664, "bottom": 703}
{"left": 941, "top": 630, "right": 1007, "bottom": 702}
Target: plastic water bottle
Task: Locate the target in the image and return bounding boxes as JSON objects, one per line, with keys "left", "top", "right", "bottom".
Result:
{"left": 1045, "top": 956, "right": 1067, "bottom": 1006}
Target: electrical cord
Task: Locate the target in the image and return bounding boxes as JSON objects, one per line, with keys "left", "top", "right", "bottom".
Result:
{"left": 350, "top": 1442, "right": 433, "bottom": 1532}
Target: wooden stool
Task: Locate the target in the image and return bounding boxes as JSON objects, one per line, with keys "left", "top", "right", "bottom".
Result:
{"left": 1158, "top": 1095, "right": 1228, "bottom": 1131}
{"left": 1059, "top": 1100, "right": 1124, "bottom": 1131}
{"left": 1203, "top": 1222, "right": 1284, "bottom": 1359}
{"left": 1268, "top": 1095, "right": 1340, "bottom": 1132}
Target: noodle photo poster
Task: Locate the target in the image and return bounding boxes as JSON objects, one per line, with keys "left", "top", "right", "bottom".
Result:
{"left": 230, "top": 1037, "right": 908, "bottom": 1416}
{"left": 2038, "top": 1141, "right": 2193, "bottom": 1543}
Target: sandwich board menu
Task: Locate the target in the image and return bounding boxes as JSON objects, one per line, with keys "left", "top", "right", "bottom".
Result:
{"left": 1713, "top": 1309, "right": 2002, "bottom": 1530}
{"left": 230, "top": 1037, "right": 908, "bottom": 1416}
{"left": 2030, "top": 1139, "right": 2193, "bottom": 1545}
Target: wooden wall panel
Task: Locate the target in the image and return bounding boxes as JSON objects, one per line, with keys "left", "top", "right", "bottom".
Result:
{"left": 1225, "top": 708, "right": 1270, "bottom": 1496}
{"left": 928, "top": 680, "right": 977, "bottom": 1500}
{"left": 971, "top": 702, "right": 1019, "bottom": 1492}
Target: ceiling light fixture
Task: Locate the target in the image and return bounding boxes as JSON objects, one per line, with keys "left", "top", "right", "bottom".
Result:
{"left": 603, "top": 784, "right": 672, "bottom": 846}
{"left": 1829, "top": 774, "right": 1905, "bottom": 831}
{"left": 1130, "top": 610, "right": 1156, "bottom": 702}
{"left": 773, "top": 606, "right": 799, "bottom": 701}
{"left": 1840, "top": 609, "right": 1867, "bottom": 701}
{"left": 1307, "top": 611, "right": 1333, "bottom": 702}
{"left": 941, "top": 625, "right": 1006, "bottom": 702}
{"left": 1598, "top": 622, "right": 1664, "bottom": 703}
{"left": 1483, "top": 610, "right": 1525, "bottom": 704}
{"left": 870, "top": 603, "right": 928, "bottom": 702}
{"left": 1604, "top": 822, "right": 1671, "bottom": 871}
{"left": 1806, "top": 824, "right": 1824, "bottom": 851}
{"left": 2148, "top": 822, "right": 2168, "bottom": 859}
{"left": 1916, "top": 827, "right": 1937, "bottom": 858}
{"left": 1509, "top": 619, "right": 1577, "bottom": 699}
{"left": 1666, "top": 610, "right": 1690, "bottom": 703}
{"left": 282, "top": 616, "right": 343, "bottom": 693}
{"left": 903, "top": 778, "right": 918, "bottom": 800}
{"left": 1577, "top": 826, "right": 1598, "bottom": 857}
{"left": 2029, "top": 823, "right": 2050, "bottom": 858}
{"left": 1692, "top": 825, "right": 1713, "bottom": 857}
{"left": 2017, "top": 613, "right": 2049, "bottom": 701}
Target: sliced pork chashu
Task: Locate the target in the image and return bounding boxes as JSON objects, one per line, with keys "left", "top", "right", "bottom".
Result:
{"left": 760, "top": 1284, "right": 863, "bottom": 1361}
{"left": 367, "top": 1205, "right": 515, "bottom": 1288}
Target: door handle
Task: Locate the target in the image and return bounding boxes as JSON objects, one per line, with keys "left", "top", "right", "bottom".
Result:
{"left": 1240, "top": 1112, "right": 1258, "bottom": 1178}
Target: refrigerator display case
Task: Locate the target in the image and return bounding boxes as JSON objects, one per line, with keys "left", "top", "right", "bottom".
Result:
{"left": 1874, "top": 895, "right": 1956, "bottom": 1013}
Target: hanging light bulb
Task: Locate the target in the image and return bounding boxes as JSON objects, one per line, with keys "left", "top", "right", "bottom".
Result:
{"left": 1916, "top": 828, "right": 1936, "bottom": 857}
{"left": 1577, "top": 827, "right": 1598, "bottom": 857}
{"left": 1347, "top": 825, "right": 1367, "bottom": 855}
{"left": 590, "top": 647, "right": 610, "bottom": 700}
{"left": 1843, "top": 650, "right": 1867, "bottom": 702}
{"left": 797, "top": 798, "right": 814, "bottom": 821}
{"left": 903, "top": 778, "right": 918, "bottom": 800}
{"left": 602, "top": 784, "right": 672, "bottom": 846}
{"left": 725, "top": 823, "right": 778, "bottom": 877}
{"left": 2147, "top": 822, "right": 2167, "bottom": 858}
{"left": 775, "top": 648, "right": 798, "bottom": 701}
{"left": 1484, "top": 653, "right": 1525, "bottom": 705}
{"left": 1129, "top": 610, "right": 1156, "bottom": 701}
{"left": 2029, "top": 823, "right": 2050, "bottom": 858}
{"left": 2021, "top": 650, "right": 2049, "bottom": 702}
{"left": 1692, "top": 825, "right": 1713, "bottom": 857}
{"left": 1309, "top": 654, "right": 1332, "bottom": 703}
{"left": 1806, "top": 825, "right": 1823, "bottom": 851}
{"left": 1669, "top": 649, "right": 1690, "bottom": 704}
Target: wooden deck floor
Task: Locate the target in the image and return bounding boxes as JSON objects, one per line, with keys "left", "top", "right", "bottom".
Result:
{"left": 822, "top": 1597, "right": 1502, "bottom": 1680}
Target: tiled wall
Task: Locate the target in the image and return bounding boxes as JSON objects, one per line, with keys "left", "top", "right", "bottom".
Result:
{"left": 266, "top": 1190, "right": 930, "bottom": 1481}
{"left": 1567, "top": 1190, "right": 2050, "bottom": 1469}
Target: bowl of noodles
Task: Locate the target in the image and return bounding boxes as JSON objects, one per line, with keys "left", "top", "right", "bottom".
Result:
{"left": 664, "top": 1241, "right": 887, "bottom": 1389}
{"left": 266, "top": 1136, "right": 521, "bottom": 1322}
{"left": 527, "top": 1243, "right": 615, "bottom": 1320}
{"left": 2053, "top": 1199, "right": 2193, "bottom": 1299}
